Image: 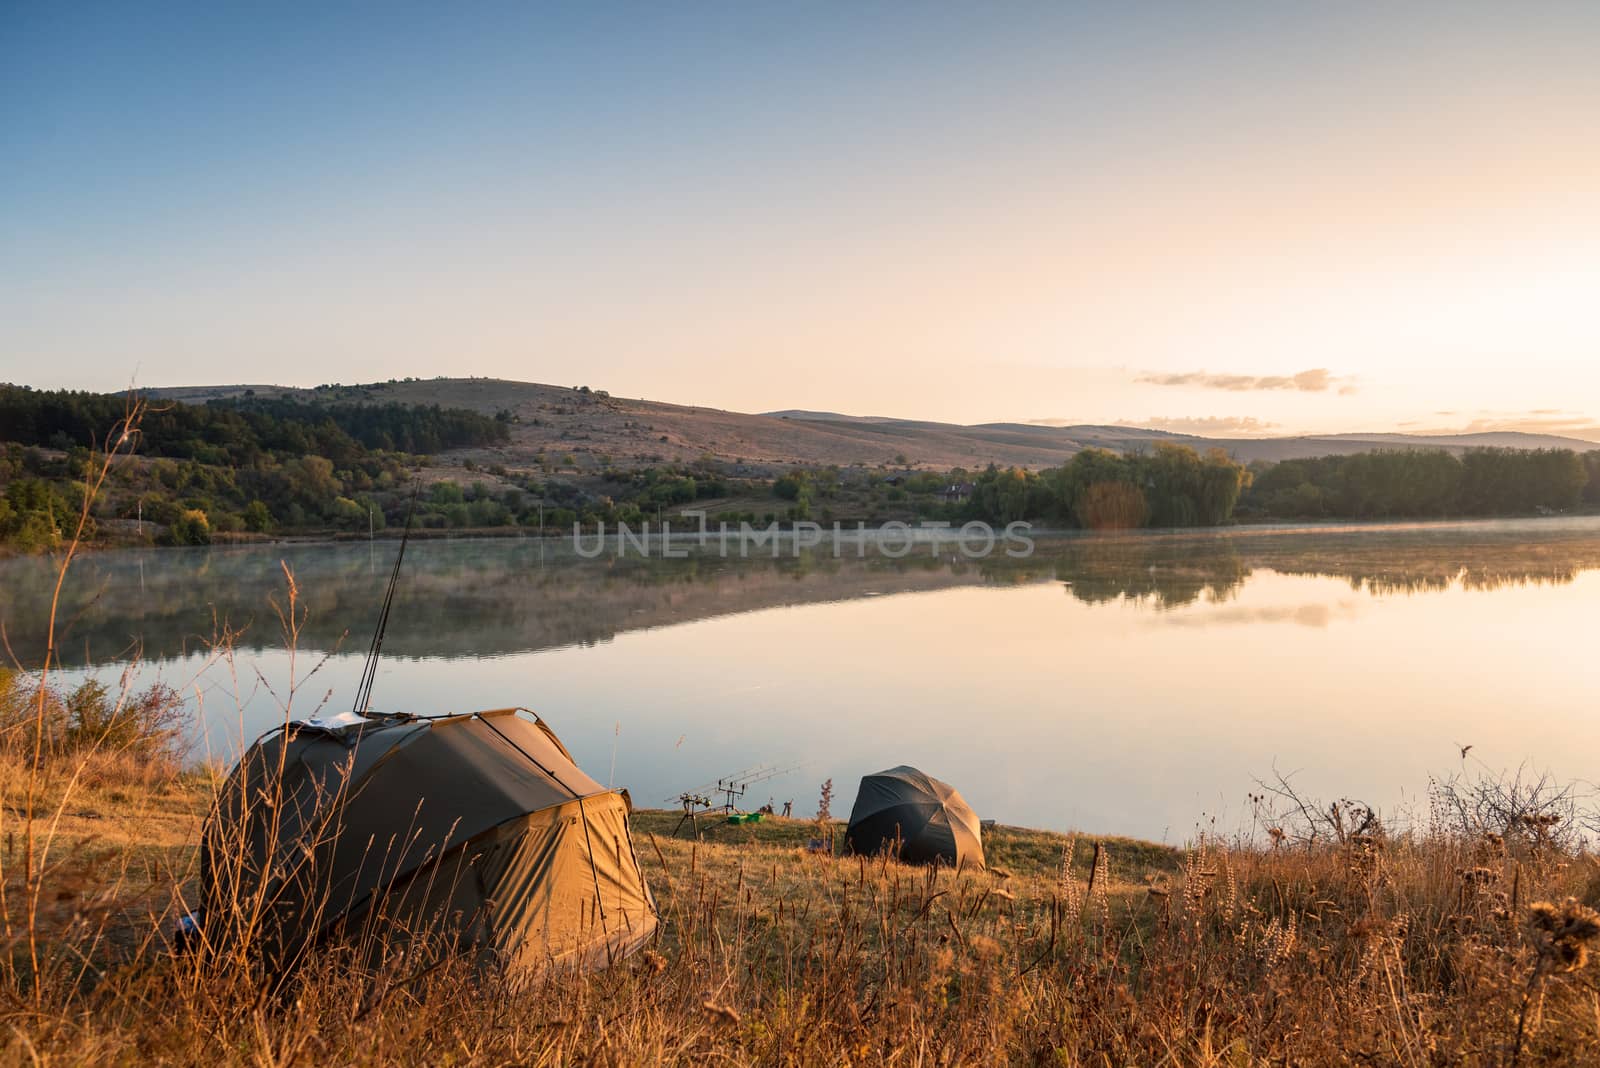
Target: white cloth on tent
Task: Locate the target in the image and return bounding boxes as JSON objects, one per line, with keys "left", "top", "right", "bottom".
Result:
{"left": 293, "top": 710, "right": 373, "bottom": 732}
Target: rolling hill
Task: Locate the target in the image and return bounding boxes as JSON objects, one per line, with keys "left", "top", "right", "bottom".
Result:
{"left": 147, "top": 378, "right": 1599, "bottom": 473}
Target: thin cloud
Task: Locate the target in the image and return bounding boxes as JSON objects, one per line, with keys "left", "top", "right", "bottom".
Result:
{"left": 1136, "top": 367, "right": 1355, "bottom": 394}
{"left": 1112, "top": 415, "right": 1282, "bottom": 436}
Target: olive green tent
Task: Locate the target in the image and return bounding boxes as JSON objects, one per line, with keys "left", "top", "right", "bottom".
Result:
{"left": 201, "top": 708, "right": 656, "bottom": 976}
{"left": 844, "top": 766, "right": 985, "bottom": 871}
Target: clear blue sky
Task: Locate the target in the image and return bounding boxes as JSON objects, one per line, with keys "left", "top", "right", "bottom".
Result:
{"left": 3, "top": 2, "right": 1598, "bottom": 436}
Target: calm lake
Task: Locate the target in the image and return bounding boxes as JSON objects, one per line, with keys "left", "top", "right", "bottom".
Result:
{"left": 5, "top": 518, "right": 1600, "bottom": 842}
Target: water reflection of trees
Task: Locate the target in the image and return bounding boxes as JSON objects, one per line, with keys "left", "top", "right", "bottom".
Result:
{"left": 1324, "top": 567, "right": 1583, "bottom": 597}
{"left": 0, "top": 541, "right": 984, "bottom": 667}
{"left": 967, "top": 536, "right": 1249, "bottom": 608}
{"left": 1059, "top": 538, "right": 1248, "bottom": 610}
{"left": 1242, "top": 534, "right": 1598, "bottom": 596}
{"left": 5, "top": 523, "right": 1600, "bottom": 667}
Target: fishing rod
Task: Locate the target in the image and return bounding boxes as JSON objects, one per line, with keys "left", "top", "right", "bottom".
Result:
{"left": 715, "top": 762, "right": 806, "bottom": 814}
{"left": 665, "top": 760, "right": 807, "bottom": 832}
{"left": 740, "top": 761, "right": 805, "bottom": 788}
{"left": 351, "top": 480, "right": 422, "bottom": 717}
{"left": 670, "top": 762, "right": 774, "bottom": 803}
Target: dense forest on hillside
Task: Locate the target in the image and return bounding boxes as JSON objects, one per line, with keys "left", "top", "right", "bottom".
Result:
{"left": 0, "top": 386, "right": 509, "bottom": 552}
{"left": 0, "top": 385, "right": 509, "bottom": 464}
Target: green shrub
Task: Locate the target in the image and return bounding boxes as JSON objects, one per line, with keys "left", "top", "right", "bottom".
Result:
{"left": 328, "top": 495, "right": 368, "bottom": 531}
{"left": 774, "top": 472, "right": 808, "bottom": 500}
{"left": 0, "top": 670, "right": 185, "bottom": 771}
{"left": 164, "top": 509, "right": 211, "bottom": 546}
{"left": 9, "top": 510, "right": 62, "bottom": 553}
{"left": 242, "top": 499, "right": 273, "bottom": 532}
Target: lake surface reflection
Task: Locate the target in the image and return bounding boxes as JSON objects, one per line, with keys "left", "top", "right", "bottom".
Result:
{"left": 5, "top": 518, "right": 1600, "bottom": 841}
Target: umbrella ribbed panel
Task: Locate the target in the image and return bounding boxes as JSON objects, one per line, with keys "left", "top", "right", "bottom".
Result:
{"left": 845, "top": 765, "right": 985, "bottom": 872}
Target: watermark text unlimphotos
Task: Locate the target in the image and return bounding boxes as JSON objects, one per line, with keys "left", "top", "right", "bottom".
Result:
{"left": 571, "top": 512, "right": 1033, "bottom": 559}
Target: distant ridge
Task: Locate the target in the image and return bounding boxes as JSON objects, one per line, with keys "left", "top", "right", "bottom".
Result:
{"left": 144, "top": 378, "right": 1599, "bottom": 471}
{"left": 763, "top": 409, "right": 900, "bottom": 424}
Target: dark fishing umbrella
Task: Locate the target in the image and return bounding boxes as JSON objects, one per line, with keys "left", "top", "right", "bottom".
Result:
{"left": 845, "top": 765, "right": 985, "bottom": 871}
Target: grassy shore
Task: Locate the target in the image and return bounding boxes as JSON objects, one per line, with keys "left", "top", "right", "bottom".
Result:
{"left": 5, "top": 757, "right": 1600, "bottom": 1066}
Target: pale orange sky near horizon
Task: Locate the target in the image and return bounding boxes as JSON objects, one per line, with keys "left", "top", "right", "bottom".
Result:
{"left": 3, "top": 4, "right": 1598, "bottom": 439}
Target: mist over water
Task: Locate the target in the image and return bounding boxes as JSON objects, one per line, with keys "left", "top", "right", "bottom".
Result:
{"left": 5, "top": 517, "right": 1599, "bottom": 841}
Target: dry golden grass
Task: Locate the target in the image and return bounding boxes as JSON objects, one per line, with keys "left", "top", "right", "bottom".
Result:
{"left": 4, "top": 773, "right": 1600, "bottom": 1066}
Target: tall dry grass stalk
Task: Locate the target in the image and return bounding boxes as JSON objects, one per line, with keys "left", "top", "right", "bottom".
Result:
{"left": 1, "top": 394, "right": 154, "bottom": 1000}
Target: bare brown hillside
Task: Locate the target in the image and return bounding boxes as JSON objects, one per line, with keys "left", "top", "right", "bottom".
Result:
{"left": 148, "top": 378, "right": 1600, "bottom": 472}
